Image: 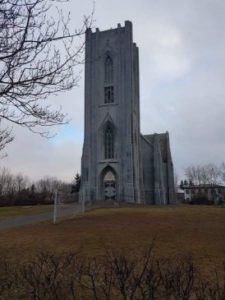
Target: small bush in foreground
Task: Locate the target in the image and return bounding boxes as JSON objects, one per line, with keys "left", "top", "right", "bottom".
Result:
{"left": 0, "top": 247, "right": 225, "bottom": 299}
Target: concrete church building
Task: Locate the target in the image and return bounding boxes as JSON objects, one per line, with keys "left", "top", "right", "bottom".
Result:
{"left": 80, "top": 21, "right": 175, "bottom": 205}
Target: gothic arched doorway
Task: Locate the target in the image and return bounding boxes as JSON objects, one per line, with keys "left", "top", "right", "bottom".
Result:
{"left": 102, "top": 167, "right": 117, "bottom": 201}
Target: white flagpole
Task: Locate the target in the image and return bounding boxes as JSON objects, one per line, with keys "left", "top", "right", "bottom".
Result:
{"left": 53, "top": 190, "right": 58, "bottom": 224}
{"left": 82, "top": 190, "right": 85, "bottom": 214}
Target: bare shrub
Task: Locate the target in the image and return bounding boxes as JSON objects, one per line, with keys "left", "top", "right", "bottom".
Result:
{"left": 0, "top": 247, "right": 225, "bottom": 299}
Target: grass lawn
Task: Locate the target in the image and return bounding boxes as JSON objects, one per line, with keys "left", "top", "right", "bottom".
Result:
{"left": 0, "top": 205, "right": 225, "bottom": 272}
{"left": 0, "top": 205, "right": 53, "bottom": 220}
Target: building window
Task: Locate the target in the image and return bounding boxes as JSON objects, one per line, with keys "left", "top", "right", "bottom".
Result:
{"left": 105, "top": 124, "right": 114, "bottom": 159}
{"left": 105, "top": 55, "right": 113, "bottom": 83}
{"left": 104, "top": 86, "right": 114, "bottom": 103}
{"left": 104, "top": 54, "right": 114, "bottom": 104}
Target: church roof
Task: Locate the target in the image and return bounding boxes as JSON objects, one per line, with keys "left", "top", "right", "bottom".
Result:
{"left": 140, "top": 134, "right": 153, "bottom": 146}
{"left": 143, "top": 133, "right": 168, "bottom": 163}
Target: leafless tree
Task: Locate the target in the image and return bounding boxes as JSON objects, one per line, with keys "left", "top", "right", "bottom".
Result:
{"left": 0, "top": 166, "right": 72, "bottom": 205}
{"left": 14, "top": 173, "right": 29, "bottom": 192}
{"left": 220, "top": 162, "right": 225, "bottom": 184}
{"left": 0, "top": 167, "right": 30, "bottom": 195}
{"left": 0, "top": 167, "right": 15, "bottom": 195}
{"left": 36, "top": 176, "right": 63, "bottom": 194}
{"left": 185, "top": 164, "right": 221, "bottom": 185}
{"left": 0, "top": 0, "right": 93, "bottom": 153}
{"left": 0, "top": 125, "right": 13, "bottom": 157}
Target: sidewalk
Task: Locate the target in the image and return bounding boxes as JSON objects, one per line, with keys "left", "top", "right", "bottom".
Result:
{"left": 0, "top": 203, "right": 82, "bottom": 230}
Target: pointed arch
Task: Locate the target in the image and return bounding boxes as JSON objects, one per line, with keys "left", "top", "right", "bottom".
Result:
{"left": 99, "top": 112, "right": 114, "bottom": 130}
{"left": 100, "top": 166, "right": 117, "bottom": 201}
{"left": 104, "top": 53, "right": 113, "bottom": 83}
{"left": 104, "top": 121, "right": 114, "bottom": 159}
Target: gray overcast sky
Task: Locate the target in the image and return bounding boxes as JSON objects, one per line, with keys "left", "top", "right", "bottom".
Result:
{"left": 2, "top": 0, "right": 225, "bottom": 182}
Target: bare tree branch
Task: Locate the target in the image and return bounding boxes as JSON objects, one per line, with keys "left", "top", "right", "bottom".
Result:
{"left": 185, "top": 164, "right": 221, "bottom": 185}
{"left": 0, "top": 0, "right": 94, "bottom": 152}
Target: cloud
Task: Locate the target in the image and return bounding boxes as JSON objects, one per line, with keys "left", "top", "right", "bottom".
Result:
{"left": 2, "top": 0, "right": 225, "bottom": 183}
{"left": 3, "top": 125, "right": 82, "bottom": 182}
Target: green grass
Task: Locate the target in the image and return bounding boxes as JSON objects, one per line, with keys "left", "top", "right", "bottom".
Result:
{"left": 0, "top": 205, "right": 53, "bottom": 219}
{"left": 0, "top": 205, "right": 225, "bottom": 273}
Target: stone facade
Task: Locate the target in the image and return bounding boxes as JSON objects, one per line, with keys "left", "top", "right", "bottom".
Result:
{"left": 80, "top": 21, "right": 175, "bottom": 205}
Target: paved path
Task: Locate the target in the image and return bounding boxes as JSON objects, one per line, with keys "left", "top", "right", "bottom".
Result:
{"left": 0, "top": 204, "right": 83, "bottom": 230}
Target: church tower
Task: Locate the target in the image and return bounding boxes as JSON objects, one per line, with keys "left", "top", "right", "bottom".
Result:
{"left": 80, "top": 21, "right": 143, "bottom": 203}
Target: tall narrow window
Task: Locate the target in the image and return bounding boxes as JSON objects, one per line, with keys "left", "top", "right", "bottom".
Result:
{"left": 104, "top": 86, "right": 114, "bottom": 103}
{"left": 105, "top": 124, "right": 114, "bottom": 159}
{"left": 104, "top": 54, "right": 114, "bottom": 104}
{"left": 105, "top": 55, "right": 113, "bottom": 83}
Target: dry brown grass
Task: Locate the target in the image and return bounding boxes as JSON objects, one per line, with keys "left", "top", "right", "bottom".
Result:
{"left": 0, "top": 205, "right": 225, "bottom": 272}
{"left": 0, "top": 205, "right": 52, "bottom": 219}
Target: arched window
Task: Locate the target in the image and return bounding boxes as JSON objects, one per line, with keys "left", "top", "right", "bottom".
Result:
{"left": 104, "top": 123, "right": 114, "bottom": 159}
{"left": 104, "top": 54, "right": 114, "bottom": 104}
{"left": 104, "top": 53, "right": 114, "bottom": 104}
{"left": 105, "top": 55, "right": 113, "bottom": 83}
{"left": 104, "top": 86, "right": 114, "bottom": 103}
{"left": 102, "top": 167, "right": 116, "bottom": 201}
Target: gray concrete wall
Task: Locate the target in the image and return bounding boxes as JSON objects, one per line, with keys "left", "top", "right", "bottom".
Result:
{"left": 80, "top": 21, "right": 143, "bottom": 203}
{"left": 140, "top": 135, "right": 154, "bottom": 204}
{"left": 140, "top": 133, "right": 175, "bottom": 205}
{"left": 80, "top": 21, "right": 175, "bottom": 205}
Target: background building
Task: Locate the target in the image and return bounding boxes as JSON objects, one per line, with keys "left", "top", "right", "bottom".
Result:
{"left": 181, "top": 183, "right": 225, "bottom": 204}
